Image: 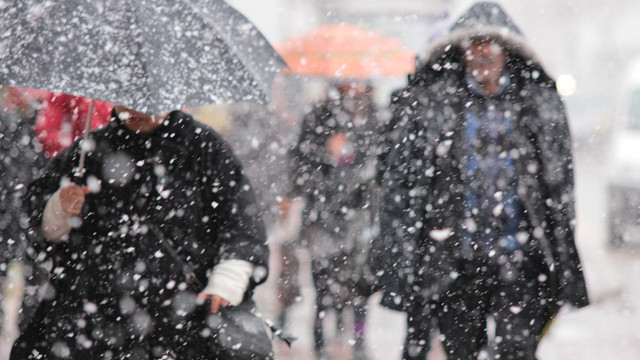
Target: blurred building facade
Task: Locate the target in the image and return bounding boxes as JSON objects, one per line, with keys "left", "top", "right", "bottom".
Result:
{"left": 228, "top": 0, "right": 450, "bottom": 47}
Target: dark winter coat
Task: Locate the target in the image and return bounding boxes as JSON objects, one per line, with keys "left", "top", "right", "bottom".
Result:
{"left": 372, "top": 2, "right": 588, "bottom": 312}
{"left": 290, "top": 94, "right": 379, "bottom": 240}
{"left": 12, "top": 110, "right": 269, "bottom": 359}
{"left": 289, "top": 94, "right": 380, "bottom": 302}
{"left": 0, "top": 111, "right": 46, "bottom": 262}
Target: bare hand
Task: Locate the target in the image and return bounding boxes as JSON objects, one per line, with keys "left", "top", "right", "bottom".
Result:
{"left": 198, "top": 293, "right": 230, "bottom": 313}
{"left": 59, "top": 184, "right": 90, "bottom": 215}
{"left": 277, "top": 197, "right": 292, "bottom": 220}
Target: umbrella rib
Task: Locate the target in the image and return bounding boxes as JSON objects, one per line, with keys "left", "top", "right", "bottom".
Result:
{"left": 128, "top": 0, "right": 267, "bottom": 110}
{"left": 181, "top": 0, "right": 286, "bottom": 100}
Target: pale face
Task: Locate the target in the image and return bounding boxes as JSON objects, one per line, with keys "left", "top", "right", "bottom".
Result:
{"left": 463, "top": 37, "right": 507, "bottom": 94}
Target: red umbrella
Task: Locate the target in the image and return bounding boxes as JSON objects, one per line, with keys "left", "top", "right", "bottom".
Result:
{"left": 276, "top": 24, "right": 415, "bottom": 78}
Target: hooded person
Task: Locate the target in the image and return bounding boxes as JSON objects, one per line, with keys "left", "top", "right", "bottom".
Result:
{"left": 10, "top": 106, "right": 269, "bottom": 359}
{"left": 371, "top": 2, "right": 588, "bottom": 359}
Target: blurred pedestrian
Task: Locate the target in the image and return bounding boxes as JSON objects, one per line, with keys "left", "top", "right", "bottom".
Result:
{"left": 35, "top": 92, "right": 112, "bottom": 158}
{"left": 11, "top": 106, "right": 270, "bottom": 359}
{"left": 0, "top": 88, "right": 47, "bottom": 340}
{"left": 372, "top": 2, "right": 589, "bottom": 359}
{"left": 289, "top": 81, "right": 379, "bottom": 360}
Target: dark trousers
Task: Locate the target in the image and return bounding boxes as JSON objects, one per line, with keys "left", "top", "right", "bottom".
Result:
{"left": 435, "top": 252, "right": 556, "bottom": 360}
{"left": 402, "top": 304, "right": 433, "bottom": 360}
{"left": 311, "top": 256, "right": 369, "bottom": 357}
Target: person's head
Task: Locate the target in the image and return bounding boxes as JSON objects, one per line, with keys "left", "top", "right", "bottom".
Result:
{"left": 461, "top": 35, "right": 507, "bottom": 94}
{"left": 114, "top": 105, "right": 165, "bottom": 133}
{"left": 336, "top": 81, "right": 370, "bottom": 99}
{"left": 331, "top": 80, "right": 373, "bottom": 113}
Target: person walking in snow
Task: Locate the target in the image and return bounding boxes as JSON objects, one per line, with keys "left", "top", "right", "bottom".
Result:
{"left": 372, "top": 2, "right": 589, "bottom": 359}
{"left": 11, "top": 105, "right": 269, "bottom": 359}
{"left": 289, "top": 80, "right": 379, "bottom": 360}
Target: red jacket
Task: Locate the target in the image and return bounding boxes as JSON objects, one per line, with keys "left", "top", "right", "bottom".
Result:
{"left": 36, "top": 93, "right": 112, "bottom": 158}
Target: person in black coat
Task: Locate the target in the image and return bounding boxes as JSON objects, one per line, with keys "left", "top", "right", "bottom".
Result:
{"left": 371, "top": 2, "right": 589, "bottom": 359}
{"left": 289, "top": 81, "right": 379, "bottom": 360}
{"left": 11, "top": 106, "right": 269, "bottom": 359}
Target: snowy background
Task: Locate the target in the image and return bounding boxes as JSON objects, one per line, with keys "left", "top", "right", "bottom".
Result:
{"left": 2, "top": 0, "right": 640, "bottom": 358}
{"left": 231, "top": 1, "right": 640, "bottom": 358}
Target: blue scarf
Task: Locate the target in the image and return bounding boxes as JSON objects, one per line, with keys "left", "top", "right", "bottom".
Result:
{"left": 463, "top": 72, "right": 522, "bottom": 254}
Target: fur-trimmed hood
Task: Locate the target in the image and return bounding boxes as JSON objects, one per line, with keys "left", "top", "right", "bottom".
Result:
{"left": 420, "top": 2, "right": 548, "bottom": 78}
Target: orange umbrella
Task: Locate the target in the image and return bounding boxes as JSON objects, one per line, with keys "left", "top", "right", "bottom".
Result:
{"left": 276, "top": 23, "right": 415, "bottom": 78}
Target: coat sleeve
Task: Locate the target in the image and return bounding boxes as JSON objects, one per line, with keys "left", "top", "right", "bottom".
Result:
{"left": 525, "top": 85, "right": 589, "bottom": 308}
{"left": 199, "top": 131, "right": 269, "bottom": 285}
{"left": 376, "top": 89, "right": 408, "bottom": 184}
{"left": 372, "top": 84, "right": 459, "bottom": 311}
{"left": 23, "top": 141, "right": 80, "bottom": 259}
{"left": 370, "top": 89, "right": 429, "bottom": 311}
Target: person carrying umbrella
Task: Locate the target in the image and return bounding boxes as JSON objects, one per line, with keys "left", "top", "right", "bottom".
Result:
{"left": 0, "top": 1, "right": 286, "bottom": 358}
{"left": 276, "top": 23, "right": 415, "bottom": 359}
{"left": 11, "top": 105, "right": 270, "bottom": 358}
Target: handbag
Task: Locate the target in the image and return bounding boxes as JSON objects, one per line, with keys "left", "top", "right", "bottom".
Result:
{"left": 202, "top": 299, "right": 275, "bottom": 360}
{"left": 149, "top": 226, "right": 278, "bottom": 359}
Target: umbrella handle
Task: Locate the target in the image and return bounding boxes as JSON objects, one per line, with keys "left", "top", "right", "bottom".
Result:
{"left": 74, "top": 98, "right": 94, "bottom": 178}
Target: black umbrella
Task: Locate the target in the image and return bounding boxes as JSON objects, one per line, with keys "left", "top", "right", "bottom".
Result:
{"left": 0, "top": 0, "right": 286, "bottom": 114}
